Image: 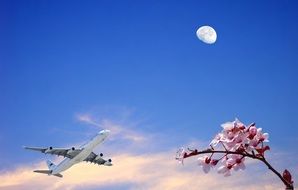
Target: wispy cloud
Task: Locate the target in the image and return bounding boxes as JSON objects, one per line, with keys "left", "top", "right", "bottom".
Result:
{"left": 76, "top": 114, "right": 102, "bottom": 128}
{"left": 76, "top": 113, "right": 147, "bottom": 143}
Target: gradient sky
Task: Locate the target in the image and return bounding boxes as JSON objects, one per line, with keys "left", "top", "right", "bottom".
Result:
{"left": 0, "top": 0, "right": 298, "bottom": 189}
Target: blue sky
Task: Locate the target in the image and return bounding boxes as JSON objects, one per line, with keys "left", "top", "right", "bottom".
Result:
{"left": 0, "top": 0, "right": 298, "bottom": 188}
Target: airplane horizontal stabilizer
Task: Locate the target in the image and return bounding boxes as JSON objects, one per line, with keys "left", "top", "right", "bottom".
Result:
{"left": 34, "top": 170, "right": 63, "bottom": 178}
{"left": 53, "top": 173, "right": 63, "bottom": 178}
{"left": 34, "top": 170, "right": 51, "bottom": 174}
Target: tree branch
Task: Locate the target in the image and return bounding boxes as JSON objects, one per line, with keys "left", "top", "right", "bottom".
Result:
{"left": 182, "top": 149, "right": 294, "bottom": 190}
{"left": 259, "top": 156, "right": 293, "bottom": 189}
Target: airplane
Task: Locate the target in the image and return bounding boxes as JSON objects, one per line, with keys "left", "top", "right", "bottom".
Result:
{"left": 24, "top": 129, "right": 112, "bottom": 178}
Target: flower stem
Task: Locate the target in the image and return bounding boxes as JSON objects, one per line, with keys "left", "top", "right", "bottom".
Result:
{"left": 259, "top": 156, "right": 293, "bottom": 190}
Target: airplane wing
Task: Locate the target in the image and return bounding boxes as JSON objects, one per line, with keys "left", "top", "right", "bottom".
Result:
{"left": 23, "top": 146, "right": 81, "bottom": 159}
{"left": 84, "top": 152, "right": 112, "bottom": 166}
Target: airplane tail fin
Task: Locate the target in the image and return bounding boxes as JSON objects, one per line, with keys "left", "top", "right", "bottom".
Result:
{"left": 46, "top": 160, "right": 56, "bottom": 170}
{"left": 34, "top": 170, "right": 63, "bottom": 178}
{"left": 33, "top": 160, "right": 63, "bottom": 178}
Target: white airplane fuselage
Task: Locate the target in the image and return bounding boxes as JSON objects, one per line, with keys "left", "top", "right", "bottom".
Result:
{"left": 51, "top": 130, "right": 110, "bottom": 175}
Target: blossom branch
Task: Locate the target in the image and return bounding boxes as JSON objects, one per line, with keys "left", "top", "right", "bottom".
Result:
{"left": 178, "top": 148, "right": 293, "bottom": 189}
{"left": 176, "top": 119, "right": 294, "bottom": 189}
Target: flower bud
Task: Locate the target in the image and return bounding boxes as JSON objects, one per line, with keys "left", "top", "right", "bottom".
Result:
{"left": 205, "top": 157, "right": 211, "bottom": 164}
{"left": 255, "top": 145, "right": 270, "bottom": 156}
{"left": 211, "top": 159, "right": 219, "bottom": 166}
{"left": 248, "top": 126, "right": 257, "bottom": 139}
{"left": 283, "top": 169, "right": 293, "bottom": 184}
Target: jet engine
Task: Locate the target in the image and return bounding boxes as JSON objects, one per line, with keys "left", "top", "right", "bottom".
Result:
{"left": 45, "top": 147, "right": 53, "bottom": 153}
{"left": 94, "top": 153, "right": 103, "bottom": 161}
{"left": 67, "top": 147, "right": 76, "bottom": 154}
{"left": 104, "top": 159, "right": 112, "bottom": 166}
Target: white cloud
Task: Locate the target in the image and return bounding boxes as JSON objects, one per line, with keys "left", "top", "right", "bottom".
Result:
{"left": 76, "top": 113, "right": 147, "bottom": 143}
{"left": 76, "top": 114, "right": 102, "bottom": 128}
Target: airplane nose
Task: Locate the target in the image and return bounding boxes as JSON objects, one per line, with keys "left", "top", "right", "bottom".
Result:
{"left": 99, "top": 129, "right": 110, "bottom": 135}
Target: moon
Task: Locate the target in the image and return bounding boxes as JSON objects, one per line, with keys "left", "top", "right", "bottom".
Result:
{"left": 196, "top": 26, "right": 217, "bottom": 44}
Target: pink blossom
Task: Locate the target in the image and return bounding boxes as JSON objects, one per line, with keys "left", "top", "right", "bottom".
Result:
{"left": 221, "top": 121, "right": 234, "bottom": 131}
{"left": 234, "top": 118, "right": 246, "bottom": 130}
{"left": 248, "top": 126, "right": 257, "bottom": 139}
{"left": 175, "top": 148, "right": 186, "bottom": 164}
{"left": 177, "top": 119, "right": 272, "bottom": 177}
{"left": 176, "top": 119, "right": 294, "bottom": 190}
{"left": 255, "top": 145, "right": 270, "bottom": 156}
{"left": 217, "top": 165, "right": 232, "bottom": 177}
{"left": 230, "top": 154, "right": 246, "bottom": 171}
{"left": 213, "top": 119, "right": 270, "bottom": 175}
{"left": 256, "top": 128, "right": 269, "bottom": 142}
{"left": 210, "top": 133, "right": 223, "bottom": 147}
{"left": 198, "top": 156, "right": 212, "bottom": 173}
